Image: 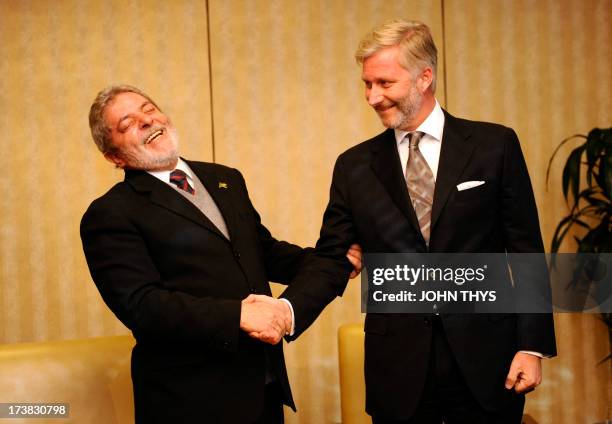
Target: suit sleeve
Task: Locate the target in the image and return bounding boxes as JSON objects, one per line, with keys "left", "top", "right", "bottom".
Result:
{"left": 281, "top": 156, "right": 355, "bottom": 339}
{"left": 501, "top": 128, "right": 557, "bottom": 357}
{"left": 232, "top": 169, "right": 312, "bottom": 284}
{"left": 80, "top": 202, "right": 241, "bottom": 353}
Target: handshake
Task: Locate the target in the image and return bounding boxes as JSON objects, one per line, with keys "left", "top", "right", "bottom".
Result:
{"left": 239, "top": 244, "right": 363, "bottom": 345}
{"left": 240, "top": 294, "right": 292, "bottom": 345}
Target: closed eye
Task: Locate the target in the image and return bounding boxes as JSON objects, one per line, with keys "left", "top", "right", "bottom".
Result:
{"left": 119, "top": 119, "right": 133, "bottom": 132}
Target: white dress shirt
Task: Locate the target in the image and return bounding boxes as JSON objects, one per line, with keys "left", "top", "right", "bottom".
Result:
{"left": 147, "top": 158, "right": 195, "bottom": 190}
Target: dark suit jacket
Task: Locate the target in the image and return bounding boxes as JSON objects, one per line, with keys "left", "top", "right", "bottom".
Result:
{"left": 283, "top": 111, "right": 557, "bottom": 419}
{"left": 81, "top": 160, "right": 308, "bottom": 423}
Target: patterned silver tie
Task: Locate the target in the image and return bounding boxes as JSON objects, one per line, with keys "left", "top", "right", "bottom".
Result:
{"left": 405, "top": 131, "right": 435, "bottom": 245}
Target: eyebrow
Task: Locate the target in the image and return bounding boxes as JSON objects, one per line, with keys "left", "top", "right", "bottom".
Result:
{"left": 117, "top": 101, "right": 153, "bottom": 128}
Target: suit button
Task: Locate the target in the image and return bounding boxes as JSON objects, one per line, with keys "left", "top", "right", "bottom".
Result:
{"left": 234, "top": 251, "right": 241, "bottom": 259}
{"left": 222, "top": 341, "right": 230, "bottom": 349}
{"left": 250, "top": 287, "right": 258, "bottom": 294}
{"left": 424, "top": 318, "right": 431, "bottom": 326}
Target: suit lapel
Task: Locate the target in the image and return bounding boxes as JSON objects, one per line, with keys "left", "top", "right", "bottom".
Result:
{"left": 187, "top": 161, "right": 241, "bottom": 243}
{"left": 370, "top": 129, "right": 422, "bottom": 235}
{"left": 431, "top": 111, "right": 476, "bottom": 231}
{"left": 125, "top": 167, "right": 229, "bottom": 241}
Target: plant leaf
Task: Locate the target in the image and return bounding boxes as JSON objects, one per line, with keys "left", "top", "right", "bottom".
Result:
{"left": 550, "top": 215, "right": 575, "bottom": 252}
{"left": 579, "top": 220, "right": 611, "bottom": 253}
{"left": 604, "top": 145, "right": 612, "bottom": 199}
{"left": 585, "top": 129, "right": 604, "bottom": 185}
{"left": 584, "top": 194, "right": 608, "bottom": 209}
{"left": 562, "top": 145, "right": 585, "bottom": 204}
{"left": 572, "top": 219, "right": 591, "bottom": 229}
{"left": 546, "top": 134, "right": 586, "bottom": 189}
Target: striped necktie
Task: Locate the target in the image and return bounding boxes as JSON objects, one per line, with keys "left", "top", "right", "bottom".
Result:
{"left": 169, "top": 169, "right": 195, "bottom": 195}
{"left": 405, "top": 131, "right": 435, "bottom": 245}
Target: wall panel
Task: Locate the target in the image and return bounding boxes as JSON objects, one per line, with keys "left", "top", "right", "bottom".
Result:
{"left": 0, "top": 0, "right": 212, "bottom": 343}
{"left": 208, "top": 1, "right": 444, "bottom": 422}
{"left": 445, "top": 1, "right": 611, "bottom": 422}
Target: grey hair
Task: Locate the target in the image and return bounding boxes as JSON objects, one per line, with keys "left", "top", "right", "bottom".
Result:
{"left": 88, "top": 85, "right": 161, "bottom": 153}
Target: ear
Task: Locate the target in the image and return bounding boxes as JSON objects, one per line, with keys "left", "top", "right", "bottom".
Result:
{"left": 104, "top": 151, "right": 126, "bottom": 169}
{"left": 417, "top": 68, "right": 433, "bottom": 93}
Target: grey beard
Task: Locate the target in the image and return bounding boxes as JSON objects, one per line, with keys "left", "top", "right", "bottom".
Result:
{"left": 123, "top": 151, "right": 178, "bottom": 170}
{"left": 392, "top": 89, "right": 424, "bottom": 130}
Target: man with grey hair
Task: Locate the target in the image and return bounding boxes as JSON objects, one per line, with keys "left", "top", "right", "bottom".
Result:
{"left": 281, "top": 20, "right": 556, "bottom": 423}
{"left": 80, "top": 85, "right": 361, "bottom": 423}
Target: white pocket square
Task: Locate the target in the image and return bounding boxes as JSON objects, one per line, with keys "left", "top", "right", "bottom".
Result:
{"left": 457, "top": 181, "right": 485, "bottom": 191}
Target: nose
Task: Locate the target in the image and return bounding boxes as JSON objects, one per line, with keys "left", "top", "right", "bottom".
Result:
{"left": 139, "top": 113, "right": 153, "bottom": 129}
{"left": 366, "top": 85, "right": 383, "bottom": 106}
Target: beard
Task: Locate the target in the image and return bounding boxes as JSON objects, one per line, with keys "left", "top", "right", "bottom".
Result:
{"left": 378, "top": 84, "right": 424, "bottom": 130}
{"left": 118, "top": 126, "right": 180, "bottom": 171}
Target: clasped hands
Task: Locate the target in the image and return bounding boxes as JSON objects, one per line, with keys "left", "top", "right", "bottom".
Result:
{"left": 239, "top": 244, "right": 363, "bottom": 345}
{"left": 240, "top": 294, "right": 291, "bottom": 345}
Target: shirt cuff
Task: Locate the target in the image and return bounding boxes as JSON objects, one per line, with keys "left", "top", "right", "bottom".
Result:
{"left": 519, "top": 350, "right": 545, "bottom": 358}
{"left": 279, "top": 298, "right": 295, "bottom": 336}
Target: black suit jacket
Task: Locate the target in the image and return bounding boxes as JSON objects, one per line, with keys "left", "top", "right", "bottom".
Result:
{"left": 283, "top": 111, "right": 557, "bottom": 419}
{"left": 81, "top": 160, "right": 307, "bottom": 423}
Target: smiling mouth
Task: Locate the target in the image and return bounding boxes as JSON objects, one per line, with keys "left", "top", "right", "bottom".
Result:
{"left": 145, "top": 128, "right": 164, "bottom": 144}
{"left": 374, "top": 104, "right": 394, "bottom": 113}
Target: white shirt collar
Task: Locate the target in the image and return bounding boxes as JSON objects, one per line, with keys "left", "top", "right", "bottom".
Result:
{"left": 394, "top": 100, "right": 445, "bottom": 145}
{"left": 147, "top": 158, "right": 194, "bottom": 183}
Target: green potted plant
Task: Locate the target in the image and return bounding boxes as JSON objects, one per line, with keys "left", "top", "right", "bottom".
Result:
{"left": 546, "top": 127, "right": 611, "bottom": 361}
